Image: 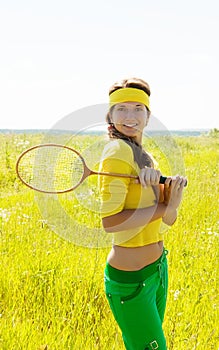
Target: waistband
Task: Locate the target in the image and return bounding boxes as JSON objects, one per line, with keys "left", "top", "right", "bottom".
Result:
{"left": 105, "top": 249, "right": 168, "bottom": 283}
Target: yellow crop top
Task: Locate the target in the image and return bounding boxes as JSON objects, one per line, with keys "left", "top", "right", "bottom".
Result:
{"left": 99, "top": 139, "right": 164, "bottom": 247}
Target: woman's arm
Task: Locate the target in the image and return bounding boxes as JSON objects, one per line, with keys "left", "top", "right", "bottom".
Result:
{"left": 102, "top": 173, "right": 187, "bottom": 232}
{"left": 102, "top": 167, "right": 165, "bottom": 233}
{"left": 102, "top": 203, "right": 167, "bottom": 233}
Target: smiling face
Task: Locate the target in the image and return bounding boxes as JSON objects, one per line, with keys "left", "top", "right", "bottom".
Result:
{"left": 109, "top": 102, "right": 149, "bottom": 144}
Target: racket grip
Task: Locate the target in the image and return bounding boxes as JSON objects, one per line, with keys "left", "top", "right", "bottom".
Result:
{"left": 159, "top": 176, "right": 187, "bottom": 187}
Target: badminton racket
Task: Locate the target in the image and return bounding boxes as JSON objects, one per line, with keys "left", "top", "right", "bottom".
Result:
{"left": 16, "top": 143, "right": 185, "bottom": 194}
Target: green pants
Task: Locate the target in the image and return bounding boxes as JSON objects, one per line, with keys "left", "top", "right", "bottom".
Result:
{"left": 104, "top": 250, "right": 168, "bottom": 350}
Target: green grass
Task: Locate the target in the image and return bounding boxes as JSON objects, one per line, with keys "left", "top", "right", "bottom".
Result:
{"left": 0, "top": 132, "right": 218, "bottom": 349}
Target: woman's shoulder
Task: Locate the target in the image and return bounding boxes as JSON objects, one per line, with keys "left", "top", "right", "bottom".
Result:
{"left": 102, "top": 139, "right": 133, "bottom": 159}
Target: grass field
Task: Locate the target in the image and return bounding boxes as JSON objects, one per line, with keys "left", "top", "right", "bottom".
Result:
{"left": 0, "top": 132, "right": 218, "bottom": 349}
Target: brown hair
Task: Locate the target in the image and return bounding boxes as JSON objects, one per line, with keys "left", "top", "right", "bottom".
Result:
{"left": 106, "top": 77, "right": 154, "bottom": 168}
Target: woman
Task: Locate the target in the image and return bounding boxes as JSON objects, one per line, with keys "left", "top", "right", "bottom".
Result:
{"left": 99, "top": 78, "right": 187, "bottom": 350}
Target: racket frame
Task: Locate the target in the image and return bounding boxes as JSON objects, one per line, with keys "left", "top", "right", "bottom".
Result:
{"left": 16, "top": 143, "right": 139, "bottom": 194}
{"left": 16, "top": 143, "right": 186, "bottom": 194}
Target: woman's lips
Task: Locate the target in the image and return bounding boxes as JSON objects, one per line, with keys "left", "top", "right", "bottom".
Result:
{"left": 123, "top": 123, "right": 137, "bottom": 128}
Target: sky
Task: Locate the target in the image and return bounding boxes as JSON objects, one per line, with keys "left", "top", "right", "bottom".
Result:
{"left": 0, "top": 0, "right": 219, "bottom": 131}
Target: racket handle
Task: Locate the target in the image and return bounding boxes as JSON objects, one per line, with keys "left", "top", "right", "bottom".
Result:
{"left": 159, "top": 175, "right": 187, "bottom": 187}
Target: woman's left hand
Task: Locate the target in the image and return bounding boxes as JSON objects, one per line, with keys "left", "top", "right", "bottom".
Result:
{"left": 162, "top": 175, "right": 187, "bottom": 226}
{"left": 163, "top": 175, "right": 187, "bottom": 208}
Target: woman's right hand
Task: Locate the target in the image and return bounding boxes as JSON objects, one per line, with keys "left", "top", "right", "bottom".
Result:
{"left": 138, "top": 167, "right": 162, "bottom": 187}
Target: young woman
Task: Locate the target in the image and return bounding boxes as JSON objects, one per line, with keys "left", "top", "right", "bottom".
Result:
{"left": 99, "top": 78, "right": 187, "bottom": 350}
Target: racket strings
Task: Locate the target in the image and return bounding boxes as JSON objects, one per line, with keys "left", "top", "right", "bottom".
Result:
{"left": 17, "top": 146, "right": 85, "bottom": 193}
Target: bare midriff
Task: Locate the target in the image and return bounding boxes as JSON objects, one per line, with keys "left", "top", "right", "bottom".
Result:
{"left": 107, "top": 241, "right": 164, "bottom": 271}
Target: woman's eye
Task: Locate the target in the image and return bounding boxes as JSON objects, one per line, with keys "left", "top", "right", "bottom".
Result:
{"left": 116, "top": 106, "right": 144, "bottom": 112}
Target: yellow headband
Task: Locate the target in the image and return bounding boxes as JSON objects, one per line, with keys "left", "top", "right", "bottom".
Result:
{"left": 109, "top": 87, "right": 150, "bottom": 110}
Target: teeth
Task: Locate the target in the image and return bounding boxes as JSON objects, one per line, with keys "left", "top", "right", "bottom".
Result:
{"left": 124, "top": 124, "right": 137, "bottom": 127}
